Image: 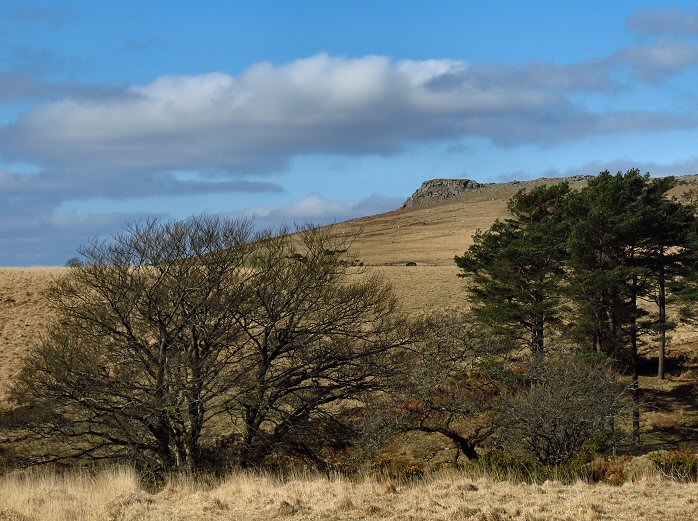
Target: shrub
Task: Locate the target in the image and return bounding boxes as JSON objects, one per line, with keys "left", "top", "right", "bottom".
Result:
{"left": 495, "top": 353, "right": 625, "bottom": 466}
{"left": 369, "top": 457, "right": 425, "bottom": 481}
{"left": 623, "top": 453, "right": 663, "bottom": 482}
{"left": 571, "top": 433, "right": 609, "bottom": 466}
{"left": 652, "top": 450, "right": 698, "bottom": 482}
{"left": 588, "top": 456, "right": 632, "bottom": 485}
{"left": 478, "top": 450, "right": 541, "bottom": 482}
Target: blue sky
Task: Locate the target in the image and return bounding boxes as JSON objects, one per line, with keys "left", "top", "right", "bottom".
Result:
{"left": 3, "top": 1, "right": 698, "bottom": 265}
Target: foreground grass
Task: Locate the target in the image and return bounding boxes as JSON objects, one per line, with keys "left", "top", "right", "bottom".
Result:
{"left": 0, "top": 468, "right": 697, "bottom": 521}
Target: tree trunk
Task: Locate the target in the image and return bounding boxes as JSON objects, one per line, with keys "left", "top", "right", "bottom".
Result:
{"left": 239, "top": 403, "right": 269, "bottom": 467}
{"left": 658, "top": 254, "right": 667, "bottom": 380}
{"left": 530, "top": 292, "right": 545, "bottom": 356}
{"left": 531, "top": 318, "right": 545, "bottom": 356}
{"left": 630, "top": 274, "right": 641, "bottom": 447}
{"left": 415, "top": 426, "right": 480, "bottom": 460}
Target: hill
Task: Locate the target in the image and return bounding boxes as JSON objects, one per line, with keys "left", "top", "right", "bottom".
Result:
{"left": 1, "top": 174, "right": 697, "bottom": 449}
{"left": 0, "top": 176, "right": 588, "bottom": 395}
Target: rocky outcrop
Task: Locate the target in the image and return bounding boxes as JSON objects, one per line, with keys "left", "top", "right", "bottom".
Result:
{"left": 402, "top": 178, "right": 481, "bottom": 209}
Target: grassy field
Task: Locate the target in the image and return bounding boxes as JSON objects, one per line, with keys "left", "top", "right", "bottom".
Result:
{"left": 0, "top": 467, "right": 697, "bottom": 521}
{"left": 0, "top": 267, "right": 61, "bottom": 403}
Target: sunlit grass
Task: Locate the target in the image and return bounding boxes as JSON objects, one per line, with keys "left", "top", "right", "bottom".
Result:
{"left": 1, "top": 466, "right": 697, "bottom": 520}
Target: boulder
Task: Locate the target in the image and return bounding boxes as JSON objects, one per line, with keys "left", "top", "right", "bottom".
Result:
{"left": 402, "top": 178, "right": 481, "bottom": 209}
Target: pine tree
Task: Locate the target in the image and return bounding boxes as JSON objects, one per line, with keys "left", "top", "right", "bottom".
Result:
{"left": 455, "top": 183, "right": 569, "bottom": 355}
{"left": 562, "top": 170, "right": 698, "bottom": 441}
{"left": 638, "top": 177, "right": 697, "bottom": 379}
{"left": 564, "top": 170, "right": 653, "bottom": 445}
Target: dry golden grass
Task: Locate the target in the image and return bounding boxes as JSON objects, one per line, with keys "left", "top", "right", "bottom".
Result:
{"left": 0, "top": 468, "right": 697, "bottom": 521}
{"left": 0, "top": 175, "right": 697, "bottom": 518}
{"left": 336, "top": 177, "right": 593, "bottom": 267}
{"left": 0, "top": 268, "right": 64, "bottom": 403}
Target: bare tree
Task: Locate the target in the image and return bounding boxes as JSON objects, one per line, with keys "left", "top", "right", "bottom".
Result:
{"left": 495, "top": 353, "right": 627, "bottom": 465}
{"left": 9, "top": 217, "right": 411, "bottom": 473}
{"left": 223, "top": 226, "right": 412, "bottom": 467}
{"left": 364, "top": 313, "right": 513, "bottom": 462}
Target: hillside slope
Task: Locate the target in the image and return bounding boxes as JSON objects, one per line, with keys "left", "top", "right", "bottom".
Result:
{"left": 2, "top": 175, "right": 698, "bottom": 447}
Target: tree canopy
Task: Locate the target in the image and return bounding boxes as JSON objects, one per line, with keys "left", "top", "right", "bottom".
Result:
{"left": 455, "top": 183, "right": 569, "bottom": 354}
{"left": 9, "top": 217, "right": 412, "bottom": 473}
{"left": 456, "top": 169, "right": 698, "bottom": 446}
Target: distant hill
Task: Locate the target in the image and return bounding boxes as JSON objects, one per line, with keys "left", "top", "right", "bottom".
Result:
{"left": 335, "top": 174, "right": 597, "bottom": 266}
{"left": 2, "top": 174, "right": 698, "bottom": 415}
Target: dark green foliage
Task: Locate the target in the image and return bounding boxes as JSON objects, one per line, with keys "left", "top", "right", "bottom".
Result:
{"left": 455, "top": 183, "right": 570, "bottom": 354}
{"left": 639, "top": 177, "right": 698, "bottom": 378}
{"left": 561, "top": 170, "right": 698, "bottom": 442}
{"left": 457, "top": 170, "right": 697, "bottom": 365}
{"left": 563, "top": 170, "right": 650, "bottom": 354}
{"left": 564, "top": 172, "right": 697, "bottom": 362}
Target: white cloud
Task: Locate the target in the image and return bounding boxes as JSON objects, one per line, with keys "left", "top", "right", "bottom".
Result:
{"left": 618, "top": 39, "right": 698, "bottom": 83}
{"left": 2, "top": 53, "right": 692, "bottom": 175}
{"left": 248, "top": 193, "right": 402, "bottom": 229}
{"left": 517, "top": 156, "right": 698, "bottom": 182}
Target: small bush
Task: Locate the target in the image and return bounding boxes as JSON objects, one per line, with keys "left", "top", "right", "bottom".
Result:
{"left": 588, "top": 456, "right": 632, "bottom": 485}
{"left": 478, "top": 450, "right": 541, "bottom": 482}
{"left": 369, "top": 457, "right": 425, "bottom": 481}
{"left": 652, "top": 450, "right": 698, "bottom": 482}
{"left": 571, "top": 433, "right": 609, "bottom": 466}
{"left": 623, "top": 453, "right": 662, "bottom": 482}
{"left": 400, "top": 464, "right": 425, "bottom": 481}
{"left": 495, "top": 354, "right": 625, "bottom": 466}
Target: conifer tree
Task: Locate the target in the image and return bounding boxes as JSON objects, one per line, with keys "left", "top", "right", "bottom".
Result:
{"left": 638, "top": 177, "right": 697, "bottom": 379}
{"left": 564, "top": 170, "right": 652, "bottom": 445}
{"left": 563, "top": 169, "right": 698, "bottom": 441}
{"left": 456, "top": 183, "right": 569, "bottom": 355}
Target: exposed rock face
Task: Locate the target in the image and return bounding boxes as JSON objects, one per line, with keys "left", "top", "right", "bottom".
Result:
{"left": 402, "top": 178, "right": 481, "bottom": 209}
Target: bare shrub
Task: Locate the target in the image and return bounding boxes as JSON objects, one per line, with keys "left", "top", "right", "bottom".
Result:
{"left": 359, "top": 312, "right": 514, "bottom": 465}
{"left": 495, "top": 353, "right": 627, "bottom": 466}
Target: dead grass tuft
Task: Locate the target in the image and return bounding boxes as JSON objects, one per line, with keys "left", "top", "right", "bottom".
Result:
{"left": 0, "top": 509, "right": 34, "bottom": 521}
{"left": 105, "top": 492, "right": 154, "bottom": 521}
{"left": 0, "top": 467, "right": 696, "bottom": 520}
{"left": 383, "top": 482, "right": 398, "bottom": 494}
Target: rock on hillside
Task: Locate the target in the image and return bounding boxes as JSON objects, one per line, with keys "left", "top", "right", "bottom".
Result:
{"left": 402, "top": 178, "right": 482, "bottom": 208}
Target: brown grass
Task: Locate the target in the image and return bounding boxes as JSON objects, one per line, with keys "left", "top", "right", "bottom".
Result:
{"left": 0, "top": 468, "right": 697, "bottom": 521}
{"left": 0, "top": 268, "right": 63, "bottom": 403}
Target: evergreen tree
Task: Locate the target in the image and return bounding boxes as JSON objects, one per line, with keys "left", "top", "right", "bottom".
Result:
{"left": 564, "top": 170, "right": 652, "bottom": 445}
{"left": 638, "top": 177, "right": 698, "bottom": 379}
{"left": 457, "top": 169, "right": 698, "bottom": 447}
{"left": 562, "top": 170, "right": 698, "bottom": 440}
{"left": 564, "top": 171, "right": 648, "bottom": 355}
{"left": 455, "top": 183, "right": 569, "bottom": 355}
